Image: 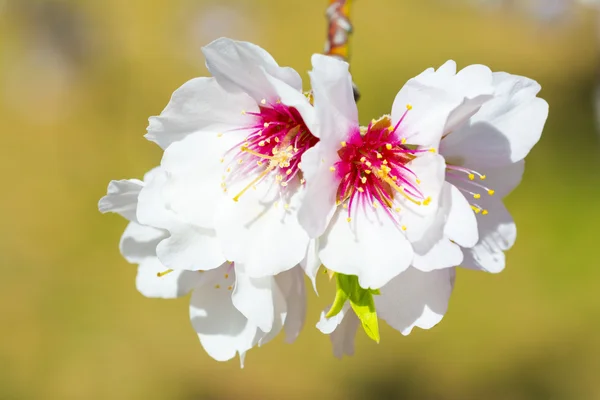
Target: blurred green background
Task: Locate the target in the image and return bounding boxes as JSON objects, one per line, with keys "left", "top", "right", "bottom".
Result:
{"left": 2, "top": 0, "right": 600, "bottom": 399}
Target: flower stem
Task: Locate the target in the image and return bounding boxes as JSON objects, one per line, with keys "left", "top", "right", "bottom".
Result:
{"left": 324, "top": 0, "right": 360, "bottom": 101}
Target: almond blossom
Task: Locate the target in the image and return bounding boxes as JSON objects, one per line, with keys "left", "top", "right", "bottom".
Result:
{"left": 99, "top": 168, "right": 306, "bottom": 365}
{"left": 138, "top": 37, "right": 318, "bottom": 279}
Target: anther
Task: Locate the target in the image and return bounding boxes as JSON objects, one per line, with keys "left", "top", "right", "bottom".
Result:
{"left": 360, "top": 157, "right": 366, "bottom": 163}
{"left": 241, "top": 110, "right": 246, "bottom": 115}
{"left": 473, "top": 194, "right": 481, "bottom": 199}
{"left": 361, "top": 177, "right": 367, "bottom": 184}
{"left": 480, "top": 175, "right": 486, "bottom": 180}
{"left": 468, "top": 174, "right": 475, "bottom": 181}
{"left": 157, "top": 269, "right": 174, "bottom": 278}
{"left": 401, "top": 138, "right": 407, "bottom": 144}
{"left": 488, "top": 190, "right": 495, "bottom": 196}
{"left": 406, "top": 104, "right": 413, "bottom": 110}
{"left": 264, "top": 122, "right": 269, "bottom": 128}
{"left": 401, "top": 225, "right": 407, "bottom": 231}
{"left": 329, "top": 166, "right": 336, "bottom": 172}
{"left": 358, "top": 187, "right": 364, "bottom": 192}
{"left": 217, "top": 133, "right": 223, "bottom": 137}
{"left": 423, "top": 197, "right": 432, "bottom": 206}
{"left": 482, "top": 210, "right": 489, "bottom": 215}
{"left": 215, "top": 284, "right": 220, "bottom": 289}
{"left": 260, "top": 99, "right": 266, "bottom": 105}
{"left": 386, "top": 143, "right": 392, "bottom": 150}
{"left": 341, "top": 141, "right": 347, "bottom": 147}
{"left": 347, "top": 217, "right": 352, "bottom": 222}
{"left": 228, "top": 286, "right": 233, "bottom": 290}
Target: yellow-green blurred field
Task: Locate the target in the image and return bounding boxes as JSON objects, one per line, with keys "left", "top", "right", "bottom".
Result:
{"left": 2, "top": 0, "right": 600, "bottom": 399}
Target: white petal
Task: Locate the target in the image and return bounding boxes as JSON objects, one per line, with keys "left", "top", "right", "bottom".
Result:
{"left": 136, "top": 257, "right": 205, "bottom": 299}
{"left": 330, "top": 311, "right": 360, "bottom": 359}
{"left": 299, "top": 239, "right": 321, "bottom": 293}
{"left": 377, "top": 267, "right": 455, "bottom": 335}
{"left": 319, "top": 206, "right": 413, "bottom": 289}
{"left": 461, "top": 200, "right": 516, "bottom": 273}
{"left": 160, "top": 131, "right": 242, "bottom": 229}
{"left": 202, "top": 38, "right": 302, "bottom": 102}
{"left": 136, "top": 169, "right": 226, "bottom": 271}
{"left": 392, "top": 62, "right": 493, "bottom": 148}
{"left": 316, "top": 304, "right": 359, "bottom": 358}
{"left": 309, "top": 54, "right": 358, "bottom": 142}
{"left": 119, "top": 221, "right": 166, "bottom": 264}
{"left": 145, "top": 77, "right": 257, "bottom": 149}
{"left": 190, "top": 278, "right": 260, "bottom": 363}
{"left": 479, "top": 160, "right": 525, "bottom": 198}
{"left": 136, "top": 169, "right": 178, "bottom": 230}
{"left": 316, "top": 303, "right": 351, "bottom": 335}
{"left": 156, "top": 225, "right": 226, "bottom": 271}
{"left": 256, "top": 277, "right": 287, "bottom": 347}
{"left": 412, "top": 239, "right": 463, "bottom": 272}
{"left": 444, "top": 183, "right": 478, "bottom": 247}
{"left": 216, "top": 178, "right": 309, "bottom": 277}
{"left": 276, "top": 267, "right": 307, "bottom": 343}
{"left": 298, "top": 144, "right": 339, "bottom": 238}
{"left": 440, "top": 73, "right": 548, "bottom": 169}
{"left": 98, "top": 179, "right": 143, "bottom": 222}
{"left": 396, "top": 153, "right": 446, "bottom": 243}
{"left": 231, "top": 268, "right": 276, "bottom": 333}
{"left": 410, "top": 183, "right": 464, "bottom": 271}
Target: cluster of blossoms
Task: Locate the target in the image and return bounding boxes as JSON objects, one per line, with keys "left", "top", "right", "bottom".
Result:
{"left": 99, "top": 38, "right": 548, "bottom": 364}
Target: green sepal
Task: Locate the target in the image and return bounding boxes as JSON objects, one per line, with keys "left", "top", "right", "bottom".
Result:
{"left": 325, "top": 273, "right": 349, "bottom": 318}
{"left": 325, "top": 273, "right": 381, "bottom": 343}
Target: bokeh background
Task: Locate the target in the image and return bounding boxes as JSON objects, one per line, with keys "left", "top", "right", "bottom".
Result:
{"left": 2, "top": 0, "right": 600, "bottom": 399}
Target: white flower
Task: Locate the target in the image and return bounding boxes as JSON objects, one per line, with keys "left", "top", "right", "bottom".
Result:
{"left": 137, "top": 37, "right": 316, "bottom": 279}
{"left": 299, "top": 55, "right": 493, "bottom": 289}
{"left": 99, "top": 168, "right": 306, "bottom": 365}
{"left": 436, "top": 66, "right": 549, "bottom": 273}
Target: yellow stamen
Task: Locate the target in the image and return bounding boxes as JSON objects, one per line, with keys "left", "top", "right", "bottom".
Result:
{"left": 406, "top": 104, "right": 413, "bottom": 110}
{"left": 329, "top": 166, "right": 336, "bottom": 172}
{"left": 482, "top": 210, "right": 489, "bottom": 215}
{"left": 401, "top": 225, "right": 407, "bottom": 231}
{"left": 468, "top": 174, "right": 475, "bottom": 180}
{"left": 340, "top": 141, "right": 347, "bottom": 147}
{"left": 385, "top": 143, "right": 392, "bottom": 150}
{"left": 233, "top": 167, "right": 272, "bottom": 202}
{"left": 224, "top": 274, "right": 229, "bottom": 279}
{"left": 423, "top": 197, "right": 432, "bottom": 206}
{"left": 361, "top": 177, "right": 367, "bottom": 184}
{"left": 488, "top": 190, "right": 495, "bottom": 196}
{"left": 228, "top": 286, "right": 233, "bottom": 290}
{"left": 217, "top": 133, "right": 223, "bottom": 137}
{"left": 215, "top": 284, "right": 220, "bottom": 289}
{"left": 401, "top": 138, "right": 407, "bottom": 144}
{"left": 157, "top": 269, "right": 174, "bottom": 278}
{"left": 347, "top": 217, "right": 352, "bottom": 222}
{"left": 260, "top": 99, "right": 266, "bottom": 105}
{"left": 480, "top": 175, "right": 486, "bottom": 180}
{"left": 473, "top": 194, "right": 481, "bottom": 199}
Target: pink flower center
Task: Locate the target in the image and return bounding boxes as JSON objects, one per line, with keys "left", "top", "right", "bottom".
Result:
{"left": 333, "top": 113, "right": 432, "bottom": 225}
{"left": 223, "top": 100, "right": 318, "bottom": 201}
